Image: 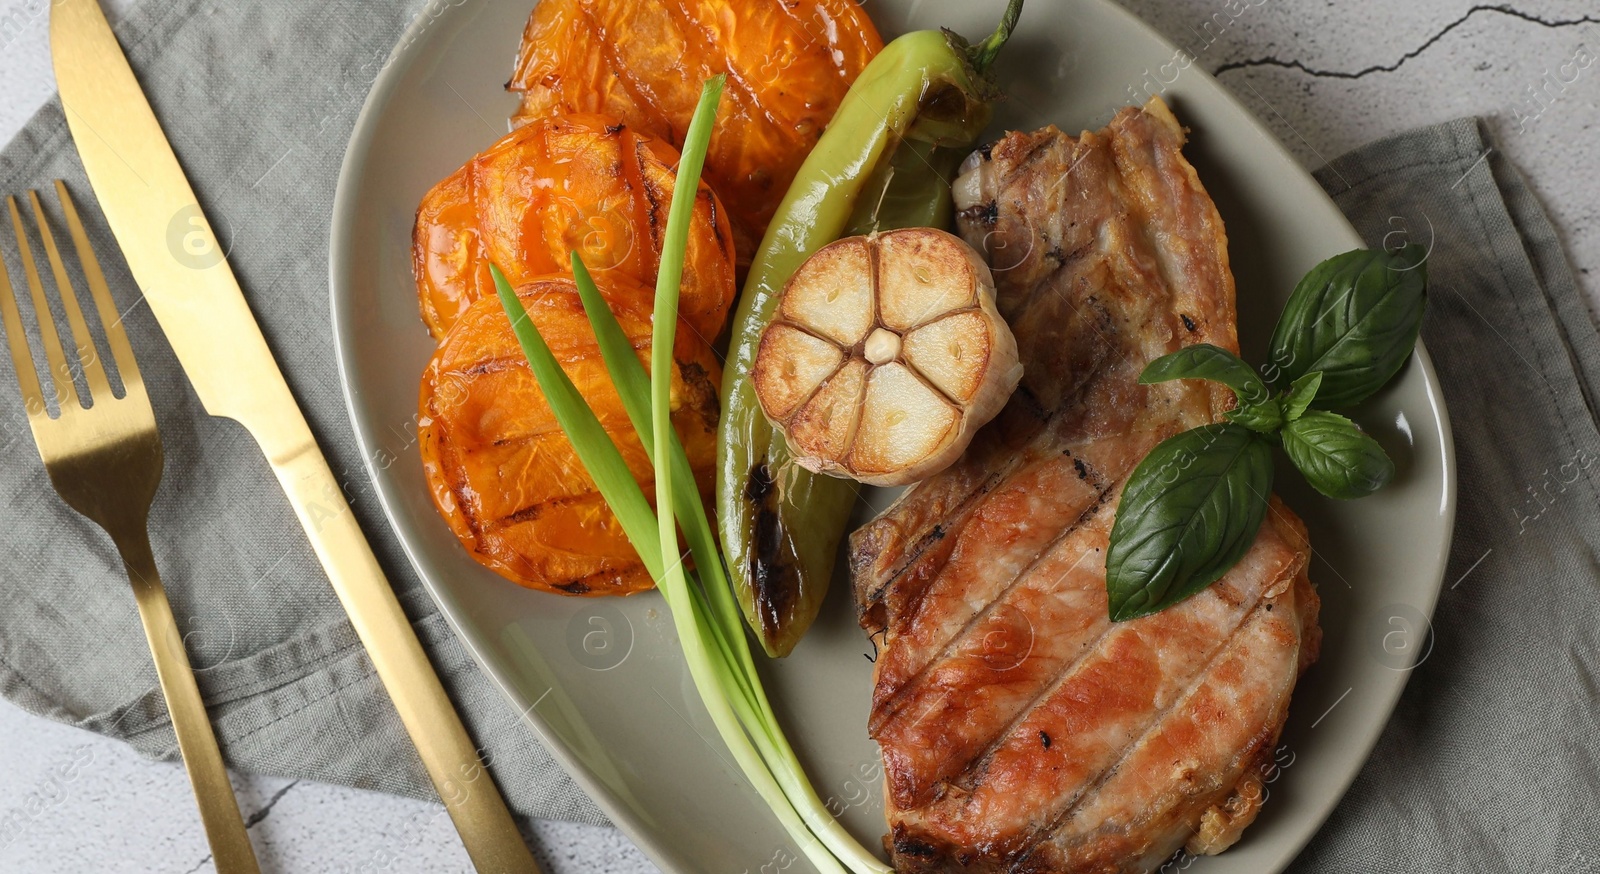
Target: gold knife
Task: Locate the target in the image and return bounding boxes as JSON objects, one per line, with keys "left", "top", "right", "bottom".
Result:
{"left": 50, "top": 2, "right": 539, "bottom": 870}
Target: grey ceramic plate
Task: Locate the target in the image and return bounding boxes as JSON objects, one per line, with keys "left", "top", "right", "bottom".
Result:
{"left": 329, "top": 1, "right": 1456, "bottom": 871}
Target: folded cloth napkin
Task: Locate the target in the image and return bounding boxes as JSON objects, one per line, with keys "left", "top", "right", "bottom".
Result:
{"left": 1297, "top": 122, "right": 1600, "bottom": 870}
{"left": 0, "top": 0, "right": 1595, "bottom": 869}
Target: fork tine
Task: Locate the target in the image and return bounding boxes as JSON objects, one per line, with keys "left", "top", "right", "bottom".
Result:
{"left": 29, "top": 190, "right": 112, "bottom": 402}
{"left": 53, "top": 181, "right": 143, "bottom": 394}
{"left": 6, "top": 196, "right": 75, "bottom": 412}
{"left": 0, "top": 216, "right": 48, "bottom": 424}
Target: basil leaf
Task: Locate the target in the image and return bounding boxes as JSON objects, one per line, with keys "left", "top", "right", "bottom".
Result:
{"left": 1140, "top": 343, "right": 1271, "bottom": 406}
{"left": 1281, "top": 410, "right": 1395, "bottom": 499}
{"left": 1225, "top": 399, "right": 1283, "bottom": 434}
{"left": 1106, "top": 423, "right": 1275, "bottom": 621}
{"left": 1281, "top": 371, "right": 1323, "bottom": 421}
{"left": 1266, "top": 245, "right": 1427, "bottom": 409}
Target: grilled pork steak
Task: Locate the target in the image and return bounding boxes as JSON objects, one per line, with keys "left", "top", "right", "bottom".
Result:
{"left": 849, "top": 98, "right": 1321, "bottom": 873}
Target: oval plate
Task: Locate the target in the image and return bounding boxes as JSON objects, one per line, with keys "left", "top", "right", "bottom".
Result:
{"left": 329, "top": 1, "right": 1456, "bottom": 870}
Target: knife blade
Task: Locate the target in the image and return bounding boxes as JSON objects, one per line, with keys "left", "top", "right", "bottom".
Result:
{"left": 50, "top": 2, "right": 538, "bottom": 870}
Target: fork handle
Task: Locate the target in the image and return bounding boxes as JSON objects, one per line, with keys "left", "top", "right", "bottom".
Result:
{"left": 113, "top": 527, "right": 262, "bottom": 874}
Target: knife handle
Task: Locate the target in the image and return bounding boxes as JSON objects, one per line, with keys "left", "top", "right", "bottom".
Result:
{"left": 266, "top": 429, "right": 540, "bottom": 874}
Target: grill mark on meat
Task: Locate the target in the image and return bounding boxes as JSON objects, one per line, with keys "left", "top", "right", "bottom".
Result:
{"left": 955, "top": 512, "right": 1284, "bottom": 803}
{"left": 952, "top": 614, "right": 1121, "bottom": 789}
{"left": 863, "top": 362, "right": 1132, "bottom": 708}
{"left": 1022, "top": 571, "right": 1314, "bottom": 870}
{"left": 867, "top": 451, "right": 1105, "bottom": 719}
{"left": 871, "top": 477, "right": 1166, "bottom": 810}
{"left": 870, "top": 474, "right": 1115, "bottom": 735}
{"left": 863, "top": 413, "right": 1048, "bottom": 594}
{"left": 1008, "top": 572, "right": 1291, "bottom": 864}
{"left": 853, "top": 465, "right": 1008, "bottom": 628}
{"left": 873, "top": 424, "right": 1176, "bottom": 807}
{"left": 1025, "top": 281, "right": 1125, "bottom": 400}
{"left": 852, "top": 413, "right": 1064, "bottom": 633}
{"left": 897, "top": 512, "right": 1301, "bottom": 867}
{"left": 935, "top": 577, "right": 1118, "bottom": 799}
{"left": 1011, "top": 240, "right": 1102, "bottom": 329}
{"left": 1006, "top": 132, "right": 1064, "bottom": 183}
{"left": 862, "top": 358, "right": 1176, "bottom": 694}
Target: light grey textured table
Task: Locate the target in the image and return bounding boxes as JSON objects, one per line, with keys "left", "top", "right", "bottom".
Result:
{"left": 0, "top": 1, "right": 1595, "bottom": 872}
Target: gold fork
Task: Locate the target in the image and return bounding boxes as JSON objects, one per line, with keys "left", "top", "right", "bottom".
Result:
{"left": 0, "top": 181, "right": 261, "bottom": 874}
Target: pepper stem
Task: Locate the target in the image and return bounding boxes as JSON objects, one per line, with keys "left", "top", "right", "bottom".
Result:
{"left": 968, "top": 0, "right": 1025, "bottom": 74}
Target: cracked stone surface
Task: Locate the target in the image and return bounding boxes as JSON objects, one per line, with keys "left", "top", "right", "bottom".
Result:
{"left": 1, "top": 1, "right": 1596, "bottom": 872}
{"left": 0, "top": 700, "right": 648, "bottom": 872}
{"left": 1119, "top": 0, "right": 1600, "bottom": 307}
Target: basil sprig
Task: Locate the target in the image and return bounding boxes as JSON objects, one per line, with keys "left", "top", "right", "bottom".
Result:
{"left": 1105, "top": 246, "right": 1426, "bottom": 621}
{"left": 1280, "top": 371, "right": 1323, "bottom": 421}
{"left": 1139, "top": 343, "right": 1271, "bottom": 405}
{"left": 1281, "top": 410, "right": 1394, "bottom": 499}
{"left": 1105, "top": 424, "right": 1274, "bottom": 621}
{"left": 1267, "top": 244, "right": 1427, "bottom": 408}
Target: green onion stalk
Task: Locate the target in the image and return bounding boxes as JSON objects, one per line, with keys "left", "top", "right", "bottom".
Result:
{"left": 494, "top": 76, "right": 890, "bottom": 874}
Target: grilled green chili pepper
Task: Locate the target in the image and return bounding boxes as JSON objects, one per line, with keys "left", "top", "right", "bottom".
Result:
{"left": 717, "top": 0, "right": 1024, "bottom": 657}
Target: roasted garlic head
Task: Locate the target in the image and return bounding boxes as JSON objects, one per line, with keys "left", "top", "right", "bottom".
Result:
{"left": 753, "top": 228, "right": 1022, "bottom": 486}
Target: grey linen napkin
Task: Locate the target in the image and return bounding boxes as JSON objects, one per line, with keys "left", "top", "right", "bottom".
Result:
{"left": 0, "top": 0, "right": 603, "bottom": 827}
{"left": 1294, "top": 122, "right": 1600, "bottom": 871}
{"left": 0, "top": 1, "right": 1596, "bottom": 869}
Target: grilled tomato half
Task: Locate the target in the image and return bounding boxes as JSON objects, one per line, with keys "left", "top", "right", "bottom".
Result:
{"left": 419, "top": 276, "right": 722, "bottom": 596}
{"left": 412, "top": 113, "right": 736, "bottom": 341}
{"left": 505, "top": 0, "right": 883, "bottom": 264}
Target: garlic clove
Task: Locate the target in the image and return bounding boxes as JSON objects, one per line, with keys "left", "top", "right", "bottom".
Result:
{"left": 789, "top": 358, "right": 867, "bottom": 465}
{"left": 864, "top": 327, "right": 902, "bottom": 365}
{"left": 780, "top": 236, "right": 875, "bottom": 346}
{"left": 877, "top": 227, "right": 983, "bottom": 331}
{"left": 902, "top": 310, "right": 993, "bottom": 404}
{"left": 849, "top": 363, "right": 960, "bottom": 481}
{"left": 754, "top": 324, "right": 845, "bottom": 419}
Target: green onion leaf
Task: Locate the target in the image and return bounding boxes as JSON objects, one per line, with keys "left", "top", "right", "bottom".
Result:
{"left": 650, "top": 71, "right": 724, "bottom": 658}
{"left": 489, "top": 264, "right": 663, "bottom": 577}
{"left": 645, "top": 75, "right": 875, "bottom": 874}
{"left": 569, "top": 251, "right": 763, "bottom": 711}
